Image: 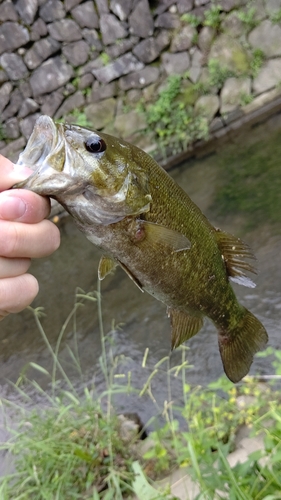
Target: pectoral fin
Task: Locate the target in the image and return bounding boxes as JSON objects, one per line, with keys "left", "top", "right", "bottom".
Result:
{"left": 140, "top": 220, "right": 191, "bottom": 253}
{"left": 168, "top": 308, "right": 204, "bottom": 349}
{"left": 98, "top": 255, "right": 117, "bottom": 280}
{"left": 215, "top": 229, "right": 257, "bottom": 288}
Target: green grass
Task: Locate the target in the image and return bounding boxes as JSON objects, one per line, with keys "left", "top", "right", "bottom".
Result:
{"left": 0, "top": 287, "right": 281, "bottom": 499}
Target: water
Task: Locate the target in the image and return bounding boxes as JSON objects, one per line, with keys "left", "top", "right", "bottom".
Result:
{"left": 1, "top": 112, "right": 281, "bottom": 464}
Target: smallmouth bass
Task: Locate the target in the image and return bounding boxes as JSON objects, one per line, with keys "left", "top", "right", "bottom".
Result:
{"left": 15, "top": 115, "right": 268, "bottom": 382}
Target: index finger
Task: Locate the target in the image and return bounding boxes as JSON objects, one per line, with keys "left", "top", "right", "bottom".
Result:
{"left": 0, "top": 155, "right": 33, "bottom": 191}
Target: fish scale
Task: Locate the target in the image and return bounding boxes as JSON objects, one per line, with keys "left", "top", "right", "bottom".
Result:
{"left": 14, "top": 115, "right": 268, "bottom": 383}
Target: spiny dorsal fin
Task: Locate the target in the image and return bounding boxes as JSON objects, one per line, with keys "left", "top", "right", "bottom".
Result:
{"left": 118, "top": 261, "right": 144, "bottom": 292}
{"left": 215, "top": 228, "right": 257, "bottom": 288}
{"left": 168, "top": 308, "right": 204, "bottom": 349}
{"left": 98, "top": 255, "right": 117, "bottom": 280}
{"left": 140, "top": 220, "right": 191, "bottom": 253}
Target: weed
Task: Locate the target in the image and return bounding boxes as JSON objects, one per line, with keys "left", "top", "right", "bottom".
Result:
{"left": 208, "top": 58, "right": 236, "bottom": 88}
{"left": 100, "top": 52, "right": 111, "bottom": 66}
{"left": 142, "top": 74, "right": 209, "bottom": 157}
{"left": 271, "top": 8, "right": 281, "bottom": 23}
{"left": 250, "top": 49, "right": 265, "bottom": 78}
{"left": 240, "top": 92, "right": 254, "bottom": 106}
{"left": 67, "top": 109, "right": 92, "bottom": 128}
{"left": 236, "top": 6, "right": 258, "bottom": 31}
{"left": 180, "top": 13, "right": 201, "bottom": 28}
{"left": 204, "top": 4, "right": 222, "bottom": 31}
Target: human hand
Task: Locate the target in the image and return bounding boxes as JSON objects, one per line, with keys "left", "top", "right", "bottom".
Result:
{"left": 0, "top": 154, "right": 60, "bottom": 321}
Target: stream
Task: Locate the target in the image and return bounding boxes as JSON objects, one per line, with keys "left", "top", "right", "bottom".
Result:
{"left": 1, "top": 111, "right": 281, "bottom": 475}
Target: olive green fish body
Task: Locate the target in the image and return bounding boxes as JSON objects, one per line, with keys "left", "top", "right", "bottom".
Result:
{"left": 15, "top": 116, "right": 268, "bottom": 382}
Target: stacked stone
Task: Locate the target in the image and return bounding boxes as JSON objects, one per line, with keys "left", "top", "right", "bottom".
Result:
{"left": 1, "top": 0, "right": 281, "bottom": 159}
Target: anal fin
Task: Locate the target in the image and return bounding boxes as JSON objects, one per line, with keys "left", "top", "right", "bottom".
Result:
{"left": 168, "top": 308, "right": 204, "bottom": 349}
{"left": 215, "top": 228, "right": 257, "bottom": 288}
{"left": 98, "top": 255, "right": 117, "bottom": 280}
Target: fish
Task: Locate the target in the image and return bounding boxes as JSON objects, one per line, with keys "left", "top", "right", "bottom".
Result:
{"left": 14, "top": 115, "right": 268, "bottom": 383}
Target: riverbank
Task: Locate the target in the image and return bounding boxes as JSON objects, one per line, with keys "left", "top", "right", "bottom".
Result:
{"left": 2, "top": 0, "right": 281, "bottom": 164}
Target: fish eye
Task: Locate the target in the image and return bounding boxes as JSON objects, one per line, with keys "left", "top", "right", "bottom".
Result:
{"left": 85, "top": 136, "right": 106, "bottom": 153}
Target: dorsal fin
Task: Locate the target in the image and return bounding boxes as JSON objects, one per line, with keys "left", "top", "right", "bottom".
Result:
{"left": 167, "top": 308, "right": 204, "bottom": 349}
{"left": 98, "top": 255, "right": 117, "bottom": 280}
{"left": 215, "top": 228, "right": 257, "bottom": 288}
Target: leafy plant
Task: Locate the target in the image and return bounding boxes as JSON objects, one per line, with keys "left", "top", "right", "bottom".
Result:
{"left": 208, "top": 58, "right": 237, "bottom": 88}
{"left": 236, "top": 6, "right": 258, "bottom": 31}
{"left": 250, "top": 48, "right": 265, "bottom": 78}
{"left": 143, "top": 75, "right": 209, "bottom": 157}
{"left": 270, "top": 8, "right": 281, "bottom": 23}
{"left": 180, "top": 12, "right": 201, "bottom": 28}
{"left": 204, "top": 4, "right": 222, "bottom": 30}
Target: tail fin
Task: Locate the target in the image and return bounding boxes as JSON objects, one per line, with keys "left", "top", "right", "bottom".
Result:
{"left": 218, "top": 309, "right": 268, "bottom": 383}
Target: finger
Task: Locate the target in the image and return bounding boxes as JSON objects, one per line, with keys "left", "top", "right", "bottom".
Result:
{"left": 0, "top": 257, "right": 31, "bottom": 278}
{"left": 0, "top": 155, "right": 33, "bottom": 191}
{"left": 0, "top": 219, "right": 60, "bottom": 258}
{"left": 0, "top": 190, "right": 51, "bottom": 223}
{"left": 0, "top": 274, "right": 39, "bottom": 318}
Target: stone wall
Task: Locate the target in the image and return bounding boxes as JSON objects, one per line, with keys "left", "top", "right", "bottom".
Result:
{"left": 1, "top": 0, "right": 281, "bottom": 161}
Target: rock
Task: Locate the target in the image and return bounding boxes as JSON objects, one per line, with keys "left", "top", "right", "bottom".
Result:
{"left": 253, "top": 58, "right": 281, "bottom": 94}
{"left": 2, "top": 89, "right": 23, "bottom": 120}
{"left": 0, "top": 82, "right": 13, "bottom": 114}
{"left": 41, "top": 90, "right": 64, "bottom": 116}
{"left": 48, "top": 19, "right": 82, "bottom": 42}
{"left": 14, "top": 0, "right": 38, "bottom": 24}
{"left": 156, "top": 29, "right": 172, "bottom": 52}
{"left": 113, "top": 110, "right": 147, "bottom": 140}
{"left": 78, "top": 56, "right": 104, "bottom": 76}
{"left": 198, "top": 26, "right": 215, "bottom": 54}
{"left": 0, "top": 53, "right": 28, "bottom": 81}
{"left": 62, "top": 40, "right": 90, "bottom": 66}
{"left": 265, "top": 0, "right": 281, "bottom": 16}
{"left": 3, "top": 118, "right": 20, "bottom": 139}
{"left": 39, "top": 0, "right": 65, "bottom": 21}
{"left": 90, "top": 81, "right": 117, "bottom": 102}
{"left": 194, "top": 0, "right": 208, "bottom": 4}
{"left": 119, "top": 66, "right": 160, "bottom": 90}
{"left": 221, "top": 11, "right": 245, "bottom": 38}
{"left": 19, "top": 81, "right": 32, "bottom": 98}
{"left": 208, "top": 34, "right": 250, "bottom": 74}
{"left": 30, "top": 56, "right": 74, "bottom": 96}
{"left": 133, "top": 37, "right": 162, "bottom": 63}
{"left": 0, "top": 0, "right": 19, "bottom": 22}
{"left": 219, "top": 0, "right": 247, "bottom": 11}
{"left": 82, "top": 29, "right": 103, "bottom": 52}
{"left": 161, "top": 51, "right": 190, "bottom": 75}
{"left": 129, "top": 0, "right": 154, "bottom": 38}
{"left": 0, "top": 70, "right": 8, "bottom": 84}
{"left": 107, "top": 36, "right": 139, "bottom": 59}
{"left": 100, "top": 14, "right": 128, "bottom": 45}
{"left": 110, "top": 0, "right": 133, "bottom": 21}
{"left": 64, "top": 0, "right": 82, "bottom": 10}
{"left": 0, "top": 22, "right": 30, "bottom": 55}
{"left": 18, "top": 98, "right": 39, "bottom": 118}
{"left": 71, "top": 2, "right": 99, "bottom": 29}
{"left": 155, "top": 12, "right": 181, "bottom": 28}
{"left": 155, "top": 0, "right": 176, "bottom": 15}
{"left": 248, "top": 20, "right": 281, "bottom": 58}
{"left": 95, "top": 0, "right": 109, "bottom": 15}
{"left": 0, "top": 137, "right": 26, "bottom": 161}
{"left": 24, "top": 37, "right": 61, "bottom": 70}
{"left": 189, "top": 48, "right": 203, "bottom": 82}
{"left": 78, "top": 73, "right": 94, "bottom": 90}
{"left": 194, "top": 94, "right": 220, "bottom": 122}
{"left": 20, "top": 113, "right": 41, "bottom": 139}
{"left": 171, "top": 25, "right": 197, "bottom": 52}
{"left": 220, "top": 76, "right": 251, "bottom": 113}
{"left": 85, "top": 97, "right": 117, "bottom": 129}
{"left": 55, "top": 91, "right": 85, "bottom": 119}
{"left": 30, "top": 18, "right": 48, "bottom": 41}
{"left": 177, "top": 0, "right": 193, "bottom": 14}
{"left": 92, "top": 53, "right": 144, "bottom": 83}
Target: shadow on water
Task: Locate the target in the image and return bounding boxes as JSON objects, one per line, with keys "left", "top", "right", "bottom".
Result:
{"left": 1, "top": 111, "right": 281, "bottom": 454}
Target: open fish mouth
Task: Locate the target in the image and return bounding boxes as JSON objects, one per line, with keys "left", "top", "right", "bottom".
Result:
{"left": 14, "top": 116, "right": 70, "bottom": 195}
